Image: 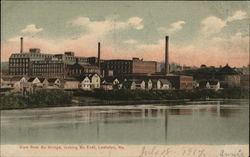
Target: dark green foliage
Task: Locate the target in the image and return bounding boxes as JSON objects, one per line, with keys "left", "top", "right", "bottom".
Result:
{"left": 0, "top": 89, "right": 72, "bottom": 110}
{"left": 73, "top": 87, "right": 249, "bottom": 101}
{"left": 27, "top": 89, "right": 72, "bottom": 107}
{"left": 0, "top": 87, "right": 248, "bottom": 110}
{"left": 217, "top": 87, "right": 249, "bottom": 99}
{"left": 0, "top": 94, "right": 28, "bottom": 109}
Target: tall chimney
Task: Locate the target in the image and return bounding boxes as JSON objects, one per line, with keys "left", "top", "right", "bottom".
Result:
{"left": 98, "top": 42, "right": 101, "bottom": 68}
{"left": 165, "top": 36, "right": 169, "bottom": 74}
{"left": 20, "top": 37, "right": 23, "bottom": 53}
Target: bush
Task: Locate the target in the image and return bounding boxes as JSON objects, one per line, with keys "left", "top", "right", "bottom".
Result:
{"left": 0, "top": 94, "right": 28, "bottom": 109}
{"left": 73, "top": 87, "right": 249, "bottom": 101}
{"left": 0, "top": 89, "right": 73, "bottom": 110}
{"left": 27, "top": 89, "right": 72, "bottom": 107}
{"left": 1, "top": 87, "right": 248, "bottom": 110}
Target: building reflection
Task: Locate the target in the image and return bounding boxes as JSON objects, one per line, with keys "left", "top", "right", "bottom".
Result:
{"left": 63, "top": 104, "right": 242, "bottom": 144}
{"left": 217, "top": 101, "right": 220, "bottom": 117}
{"left": 167, "top": 108, "right": 193, "bottom": 115}
{"left": 164, "top": 109, "right": 168, "bottom": 142}
{"left": 220, "top": 108, "right": 240, "bottom": 117}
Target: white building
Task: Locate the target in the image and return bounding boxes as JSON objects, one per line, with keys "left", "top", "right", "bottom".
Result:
{"left": 157, "top": 79, "right": 171, "bottom": 90}
{"left": 1, "top": 76, "right": 28, "bottom": 92}
{"left": 89, "top": 73, "right": 101, "bottom": 89}
{"left": 47, "top": 78, "right": 62, "bottom": 89}
{"left": 206, "top": 80, "right": 220, "bottom": 91}
{"left": 38, "top": 78, "right": 49, "bottom": 88}
{"left": 79, "top": 76, "right": 91, "bottom": 90}
{"left": 130, "top": 79, "right": 145, "bottom": 90}
{"left": 146, "top": 79, "right": 153, "bottom": 90}
{"left": 101, "top": 77, "right": 123, "bottom": 90}
{"left": 28, "top": 77, "right": 41, "bottom": 86}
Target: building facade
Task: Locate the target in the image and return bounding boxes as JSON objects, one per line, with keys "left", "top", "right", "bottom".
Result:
{"left": 9, "top": 48, "right": 99, "bottom": 78}
{"left": 101, "top": 58, "right": 161, "bottom": 77}
{"left": 215, "top": 65, "right": 241, "bottom": 88}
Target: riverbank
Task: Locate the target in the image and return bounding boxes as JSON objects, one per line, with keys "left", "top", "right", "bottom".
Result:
{"left": 74, "top": 97, "right": 228, "bottom": 106}
{"left": 0, "top": 87, "right": 249, "bottom": 110}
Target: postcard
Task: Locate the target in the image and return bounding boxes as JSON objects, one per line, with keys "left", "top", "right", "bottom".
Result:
{"left": 0, "top": 1, "right": 249, "bottom": 157}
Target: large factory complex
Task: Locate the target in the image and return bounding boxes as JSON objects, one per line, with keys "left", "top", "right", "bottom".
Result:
{"left": 1, "top": 36, "right": 245, "bottom": 93}
{"left": 8, "top": 37, "right": 163, "bottom": 77}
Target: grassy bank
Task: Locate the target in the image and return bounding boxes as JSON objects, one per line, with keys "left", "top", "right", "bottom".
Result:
{"left": 0, "top": 87, "right": 249, "bottom": 110}
{"left": 73, "top": 87, "right": 249, "bottom": 101}
{"left": 0, "top": 89, "right": 72, "bottom": 110}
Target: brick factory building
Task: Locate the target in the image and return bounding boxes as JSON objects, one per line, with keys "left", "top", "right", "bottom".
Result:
{"left": 9, "top": 47, "right": 100, "bottom": 78}
{"left": 101, "top": 57, "right": 161, "bottom": 77}
{"left": 31, "top": 59, "right": 66, "bottom": 77}
{"left": 68, "top": 59, "right": 100, "bottom": 77}
{"left": 8, "top": 38, "right": 103, "bottom": 78}
{"left": 9, "top": 48, "right": 58, "bottom": 76}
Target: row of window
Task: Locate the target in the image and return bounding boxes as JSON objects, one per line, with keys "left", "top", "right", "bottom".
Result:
{"left": 106, "top": 65, "right": 131, "bottom": 69}
{"left": 33, "top": 72, "right": 63, "bottom": 74}
{"left": 33, "top": 69, "right": 63, "bottom": 72}
{"left": 33, "top": 67, "right": 64, "bottom": 70}
{"left": 10, "top": 58, "right": 29, "bottom": 63}
{"left": 9, "top": 64, "right": 29, "bottom": 67}
{"left": 15, "top": 54, "right": 53, "bottom": 58}
{"left": 9, "top": 72, "right": 28, "bottom": 75}
{"left": 65, "top": 57, "right": 78, "bottom": 61}
{"left": 106, "top": 61, "right": 132, "bottom": 65}
{"left": 9, "top": 67, "right": 29, "bottom": 70}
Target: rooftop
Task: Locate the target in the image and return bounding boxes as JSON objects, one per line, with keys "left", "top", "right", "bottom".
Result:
{"left": 215, "top": 65, "right": 239, "bottom": 75}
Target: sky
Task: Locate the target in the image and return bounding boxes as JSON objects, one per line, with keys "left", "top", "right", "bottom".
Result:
{"left": 1, "top": 1, "right": 249, "bottom": 67}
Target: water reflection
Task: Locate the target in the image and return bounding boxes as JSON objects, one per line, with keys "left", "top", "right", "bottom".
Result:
{"left": 1, "top": 100, "right": 249, "bottom": 144}
{"left": 165, "top": 109, "right": 168, "bottom": 141}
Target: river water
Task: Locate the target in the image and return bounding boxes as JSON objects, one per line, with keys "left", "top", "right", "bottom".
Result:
{"left": 1, "top": 99, "right": 249, "bottom": 145}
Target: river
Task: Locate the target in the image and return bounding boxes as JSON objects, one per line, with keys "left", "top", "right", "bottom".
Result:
{"left": 1, "top": 99, "right": 249, "bottom": 145}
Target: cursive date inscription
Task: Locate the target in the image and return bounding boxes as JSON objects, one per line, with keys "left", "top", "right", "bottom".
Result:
{"left": 139, "top": 146, "right": 172, "bottom": 157}
{"left": 139, "top": 146, "right": 206, "bottom": 157}
{"left": 182, "top": 148, "right": 206, "bottom": 157}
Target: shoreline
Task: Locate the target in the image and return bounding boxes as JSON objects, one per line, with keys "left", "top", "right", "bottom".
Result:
{"left": 1, "top": 98, "right": 248, "bottom": 110}
{"left": 1, "top": 87, "right": 249, "bottom": 110}
{"left": 77, "top": 98, "right": 225, "bottom": 106}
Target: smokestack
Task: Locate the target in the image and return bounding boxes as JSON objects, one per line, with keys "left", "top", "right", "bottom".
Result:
{"left": 165, "top": 36, "right": 169, "bottom": 74}
{"left": 20, "top": 37, "right": 23, "bottom": 53}
{"left": 98, "top": 42, "right": 101, "bottom": 68}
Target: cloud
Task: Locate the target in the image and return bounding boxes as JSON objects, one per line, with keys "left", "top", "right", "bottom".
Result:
{"left": 123, "top": 39, "right": 138, "bottom": 44}
{"left": 7, "top": 36, "right": 20, "bottom": 42}
{"left": 70, "top": 16, "right": 144, "bottom": 37}
{"left": 226, "top": 10, "right": 248, "bottom": 22}
{"left": 21, "top": 24, "right": 43, "bottom": 34}
{"left": 200, "top": 16, "right": 227, "bottom": 36}
{"left": 158, "top": 21, "right": 186, "bottom": 35}
{"left": 127, "top": 17, "right": 144, "bottom": 30}
{"left": 2, "top": 16, "right": 144, "bottom": 61}
{"left": 200, "top": 10, "right": 248, "bottom": 36}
